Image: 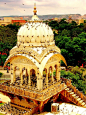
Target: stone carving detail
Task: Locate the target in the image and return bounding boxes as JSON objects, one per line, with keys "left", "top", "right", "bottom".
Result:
{"left": 10, "top": 46, "right": 60, "bottom": 62}
{"left": 13, "top": 58, "right": 34, "bottom": 65}
{"left": 47, "top": 57, "right": 58, "bottom": 64}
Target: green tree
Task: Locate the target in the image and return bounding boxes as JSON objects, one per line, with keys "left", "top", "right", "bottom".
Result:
{"left": 48, "top": 20, "right": 59, "bottom": 29}
{"left": 0, "top": 24, "right": 20, "bottom": 66}
{"left": 61, "top": 69, "right": 86, "bottom": 94}
{"left": 60, "top": 29, "right": 70, "bottom": 37}
{"left": 55, "top": 32, "right": 86, "bottom": 66}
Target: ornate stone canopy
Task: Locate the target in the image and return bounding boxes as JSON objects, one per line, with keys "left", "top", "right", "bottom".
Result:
{"left": 0, "top": 4, "right": 86, "bottom": 115}
{"left": 4, "top": 4, "right": 67, "bottom": 90}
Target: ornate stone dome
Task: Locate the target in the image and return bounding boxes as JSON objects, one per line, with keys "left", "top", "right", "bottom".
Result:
{"left": 17, "top": 3, "right": 55, "bottom": 47}
{"left": 17, "top": 22, "right": 55, "bottom": 47}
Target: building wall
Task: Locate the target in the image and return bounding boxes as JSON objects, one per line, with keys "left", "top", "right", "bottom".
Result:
{"left": 79, "top": 19, "right": 84, "bottom": 25}
{"left": 4, "top": 17, "right": 12, "bottom": 23}
{"left": 0, "top": 17, "right": 27, "bottom": 26}
{"left": 0, "top": 17, "right": 12, "bottom": 26}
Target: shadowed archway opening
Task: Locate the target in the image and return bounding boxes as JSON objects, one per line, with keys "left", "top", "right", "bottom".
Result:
{"left": 14, "top": 66, "right": 20, "bottom": 85}
{"left": 30, "top": 69, "right": 37, "bottom": 87}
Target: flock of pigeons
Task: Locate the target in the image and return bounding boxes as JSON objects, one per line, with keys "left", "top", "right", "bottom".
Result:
{"left": 4, "top": 2, "right": 26, "bottom": 11}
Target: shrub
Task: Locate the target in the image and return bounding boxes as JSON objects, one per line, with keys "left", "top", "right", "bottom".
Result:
{"left": 0, "top": 72, "right": 3, "bottom": 77}
{"left": 61, "top": 69, "right": 86, "bottom": 94}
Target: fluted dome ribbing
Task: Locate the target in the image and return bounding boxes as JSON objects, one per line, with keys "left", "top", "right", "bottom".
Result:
{"left": 17, "top": 22, "right": 55, "bottom": 47}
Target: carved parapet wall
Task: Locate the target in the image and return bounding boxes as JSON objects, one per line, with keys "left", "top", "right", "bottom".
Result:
{"left": 0, "top": 81, "right": 66, "bottom": 102}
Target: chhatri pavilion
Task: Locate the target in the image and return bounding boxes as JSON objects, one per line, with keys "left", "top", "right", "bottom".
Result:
{"left": 0, "top": 4, "right": 86, "bottom": 115}
{"left": 4, "top": 3, "right": 67, "bottom": 91}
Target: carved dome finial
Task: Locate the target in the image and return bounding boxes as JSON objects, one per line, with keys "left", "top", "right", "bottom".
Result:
{"left": 31, "top": 3, "right": 40, "bottom": 21}
{"left": 33, "top": 3, "right": 37, "bottom": 15}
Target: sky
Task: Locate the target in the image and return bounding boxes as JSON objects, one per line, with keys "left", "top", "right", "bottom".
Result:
{"left": 0, "top": 0, "right": 86, "bottom": 16}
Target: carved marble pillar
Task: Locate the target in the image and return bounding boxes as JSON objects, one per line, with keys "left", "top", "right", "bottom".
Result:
{"left": 37, "top": 76, "right": 43, "bottom": 90}
{"left": 11, "top": 73, "right": 13, "bottom": 84}
{"left": 46, "top": 68, "right": 49, "bottom": 87}
{"left": 48, "top": 68, "right": 50, "bottom": 78}
{"left": 10, "top": 64, "right": 13, "bottom": 84}
{"left": 56, "top": 66, "right": 58, "bottom": 81}
{"left": 25, "top": 69, "right": 28, "bottom": 84}
{"left": 13, "top": 67, "right": 16, "bottom": 84}
{"left": 51, "top": 66, "right": 54, "bottom": 83}
{"left": 28, "top": 69, "right": 31, "bottom": 87}
{"left": 56, "top": 67, "right": 60, "bottom": 81}
{"left": 20, "top": 68, "right": 23, "bottom": 86}
{"left": 37, "top": 68, "right": 43, "bottom": 90}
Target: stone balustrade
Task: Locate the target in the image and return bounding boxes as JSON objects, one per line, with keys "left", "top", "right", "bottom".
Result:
{"left": 61, "top": 78, "right": 86, "bottom": 103}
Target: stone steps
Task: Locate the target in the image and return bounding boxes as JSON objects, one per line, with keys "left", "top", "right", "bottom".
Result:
{"left": 81, "top": 102, "right": 85, "bottom": 106}
{"left": 75, "top": 96, "right": 79, "bottom": 99}
{"left": 65, "top": 88, "right": 69, "bottom": 91}
{"left": 79, "top": 100, "right": 84, "bottom": 103}
{"left": 84, "top": 105, "right": 86, "bottom": 108}
{"left": 65, "top": 87, "right": 86, "bottom": 105}
{"left": 64, "top": 84, "right": 86, "bottom": 107}
{"left": 70, "top": 92, "right": 74, "bottom": 94}
{"left": 72, "top": 94, "right": 76, "bottom": 97}
{"left": 67, "top": 90, "right": 72, "bottom": 93}
{"left": 76, "top": 98, "right": 81, "bottom": 101}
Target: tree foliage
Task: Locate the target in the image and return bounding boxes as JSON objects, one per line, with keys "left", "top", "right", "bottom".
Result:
{"left": 48, "top": 19, "right": 86, "bottom": 66}
{"left": 61, "top": 67, "right": 86, "bottom": 94}
{"left": 0, "top": 24, "right": 21, "bottom": 66}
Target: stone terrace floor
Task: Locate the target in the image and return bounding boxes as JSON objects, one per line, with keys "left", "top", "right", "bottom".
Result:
{"left": 37, "top": 103, "right": 86, "bottom": 115}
